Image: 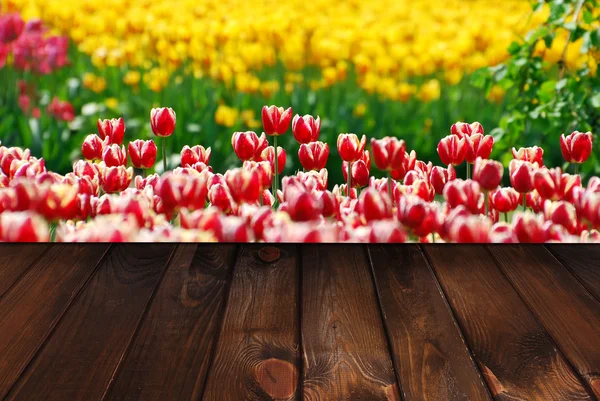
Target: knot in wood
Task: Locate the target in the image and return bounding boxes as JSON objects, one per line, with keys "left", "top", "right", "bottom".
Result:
{"left": 258, "top": 246, "right": 280, "bottom": 263}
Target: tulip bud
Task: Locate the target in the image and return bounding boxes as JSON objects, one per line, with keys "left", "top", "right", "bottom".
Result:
{"left": 102, "top": 143, "right": 127, "bottom": 167}
{"left": 225, "top": 168, "right": 261, "bottom": 204}
{"left": 465, "top": 134, "right": 494, "bottom": 164}
{"left": 260, "top": 146, "right": 286, "bottom": 175}
{"left": 281, "top": 185, "right": 323, "bottom": 222}
{"left": 357, "top": 188, "right": 393, "bottom": 222}
{"left": 560, "top": 131, "right": 593, "bottom": 164}
{"left": 533, "top": 167, "right": 564, "bottom": 201}
{"left": 543, "top": 200, "right": 578, "bottom": 234}
{"left": 36, "top": 183, "right": 79, "bottom": 221}
{"left": 473, "top": 157, "right": 503, "bottom": 191}
{"left": 509, "top": 159, "right": 536, "bottom": 194}
{"left": 342, "top": 151, "right": 370, "bottom": 188}
{"left": 150, "top": 107, "right": 176, "bottom": 137}
{"left": 390, "top": 150, "right": 417, "bottom": 181}
{"left": 261, "top": 105, "right": 292, "bottom": 136}
{"left": 180, "top": 145, "right": 211, "bottom": 167}
{"left": 231, "top": 131, "right": 264, "bottom": 161}
{"left": 512, "top": 146, "right": 544, "bottom": 165}
{"left": 0, "top": 211, "right": 49, "bottom": 242}
{"left": 298, "top": 141, "right": 329, "bottom": 171}
{"left": 490, "top": 187, "right": 520, "bottom": 213}
{"left": 97, "top": 117, "right": 125, "bottom": 144}
{"left": 243, "top": 160, "right": 273, "bottom": 191}
{"left": 128, "top": 140, "right": 157, "bottom": 169}
{"left": 292, "top": 114, "right": 321, "bottom": 143}
{"left": 451, "top": 121, "right": 484, "bottom": 138}
{"left": 512, "top": 212, "right": 547, "bottom": 243}
{"left": 443, "top": 179, "right": 483, "bottom": 213}
{"left": 397, "top": 194, "right": 439, "bottom": 237}
{"left": 526, "top": 190, "right": 544, "bottom": 213}
{"left": 100, "top": 164, "right": 133, "bottom": 193}
{"left": 437, "top": 135, "right": 467, "bottom": 166}
{"left": 208, "top": 183, "right": 236, "bottom": 215}
{"left": 73, "top": 160, "right": 100, "bottom": 179}
{"left": 81, "top": 134, "right": 105, "bottom": 161}
{"left": 370, "top": 137, "right": 407, "bottom": 171}
{"left": 158, "top": 173, "right": 209, "bottom": 212}
{"left": 337, "top": 133, "right": 367, "bottom": 162}
{"left": 430, "top": 165, "right": 456, "bottom": 195}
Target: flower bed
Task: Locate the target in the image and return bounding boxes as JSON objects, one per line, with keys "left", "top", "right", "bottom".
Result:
{"left": 0, "top": 105, "right": 597, "bottom": 243}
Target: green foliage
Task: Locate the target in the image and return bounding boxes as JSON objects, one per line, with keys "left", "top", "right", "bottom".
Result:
{"left": 472, "top": 0, "right": 600, "bottom": 176}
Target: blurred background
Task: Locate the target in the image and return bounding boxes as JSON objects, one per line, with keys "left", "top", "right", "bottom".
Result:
{"left": 0, "top": 0, "right": 598, "bottom": 184}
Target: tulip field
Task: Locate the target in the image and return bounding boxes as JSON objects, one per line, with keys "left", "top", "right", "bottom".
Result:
{"left": 0, "top": 0, "right": 599, "bottom": 242}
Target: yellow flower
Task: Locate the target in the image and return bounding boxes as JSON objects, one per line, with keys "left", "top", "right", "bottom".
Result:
{"left": 123, "top": 70, "right": 141, "bottom": 86}
{"left": 215, "top": 104, "right": 239, "bottom": 127}
{"left": 105, "top": 97, "right": 119, "bottom": 110}
{"left": 487, "top": 85, "right": 506, "bottom": 104}
{"left": 417, "top": 79, "right": 441, "bottom": 103}
{"left": 353, "top": 103, "right": 367, "bottom": 117}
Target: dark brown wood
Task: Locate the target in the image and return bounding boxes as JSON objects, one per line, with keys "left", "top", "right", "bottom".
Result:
{"left": 5, "top": 244, "right": 175, "bottom": 401}
{"left": 547, "top": 245, "right": 600, "bottom": 301}
{"left": 368, "top": 245, "right": 492, "bottom": 401}
{"left": 487, "top": 245, "right": 600, "bottom": 399}
{"left": 423, "top": 245, "right": 593, "bottom": 401}
{"left": 301, "top": 245, "right": 400, "bottom": 401}
{"left": 104, "top": 244, "right": 237, "bottom": 401}
{"left": 202, "top": 245, "right": 299, "bottom": 401}
{"left": 0, "top": 244, "right": 48, "bottom": 298}
{"left": 0, "top": 244, "right": 109, "bottom": 400}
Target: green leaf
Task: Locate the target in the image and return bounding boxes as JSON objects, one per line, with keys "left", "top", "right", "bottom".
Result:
{"left": 590, "top": 92, "right": 600, "bottom": 108}
{"left": 508, "top": 42, "right": 522, "bottom": 55}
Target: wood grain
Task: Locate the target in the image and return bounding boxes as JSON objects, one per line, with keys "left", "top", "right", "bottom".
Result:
{"left": 5, "top": 244, "right": 175, "bottom": 401}
{"left": 301, "top": 245, "right": 400, "bottom": 401}
{"left": 0, "top": 244, "right": 48, "bottom": 298}
{"left": 423, "top": 245, "right": 593, "bottom": 401}
{"left": 487, "top": 245, "right": 600, "bottom": 399}
{"left": 0, "top": 244, "right": 109, "bottom": 400}
{"left": 547, "top": 245, "right": 600, "bottom": 301}
{"left": 368, "top": 245, "right": 492, "bottom": 401}
{"left": 202, "top": 245, "right": 299, "bottom": 401}
{"left": 104, "top": 244, "right": 237, "bottom": 401}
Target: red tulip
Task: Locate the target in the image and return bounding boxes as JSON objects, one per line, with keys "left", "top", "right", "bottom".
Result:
{"left": 526, "top": 190, "right": 544, "bottom": 213}
{"left": 97, "top": 118, "right": 125, "bottom": 144}
{"left": 489, "top": 223, "right": 517, "bottom": 243}
{"left": 473, "top": 157, "right": 503, "bottom": 191}
{"left": 342, "top": 151, "right": 370, "bottom": 188}
{"left": 262, "top": 105, "right": 292, "bottom": 136}
{"left": 437, "top": 135, "right": 467, "bottom": 166}
{"left": 371, "top": 137, "right": 407, "bottom": 171}
{"left": 150, "top": 107, "right": 176, "bottom": 137}
{"left": 158, "top": 173, "right": 209, "bottom": 212}
{"left": 368, "top": 220, "right": 408, "bottom": 243}
{"left": 512, "top": 212, "right": 547, "bottom": 243}
{"left": 357, "top": 188, "right": 393, "bottom": 222}
{"left": 512, "top": 146, "right": 544, "bottom": 165}
{"left": 180, "top": 145, "right": 211, "bottom": 167}
{"left": 225, "top": 168, "right": 261, "bottom": 204}
{"left": 0, "top": 211, "right": 49, "bottom": 242}
{"left": 430, "top": 165, "right": 456, "bottom": 195}
{"left": 100, "top": 164, "right": 133, "bottom": 193}
{"left": 443, "top": 179, "right": 483, "bottom": 213}
{"left": 231, "top": 131, "right": 266, "bottom": 161}
{"left": 221, "top": 216, "right": 254, "bottom": 242}
{"left": 533, "top": 167, "right": 563, "bottom": 201}
{"left": 509, "top": 160, "right": 537, "bottom": 194}
{"left": 208, "top": 183, "right": 236, "bottom": 214}
{"left": 281, "top": 184, "right": 323, "bottom": 222}
{"left": 298, "top": 141, "right": 329, "bottom": 171}
{"left": 128, "top": 140, "right": 157, "bottom": 169}
{"left": 102, "top": 143, "right": 127, "bottom": 167}
{"left": 337, "top": 133, "right": 367, "bottom": 162}
{"left": 580, "top": 230, "right": 600, "bottom": 243}
{"left": 560, "top": 131, "right": 593, "bottom": 164}
{"left": 260, "top": 146, "right": 286, "bottom": 175}
{"left": 10, "top": 158, "right": 46, "bottom": 179}
{"left": 243, "top": 160, "right": 273, "bottom": 191}
{"left": 318, "top": 190, "right": 339, "bottom": 218}
{"left": 451, "top": 121, "right": 484, "bottom": 138}
{"left": 465, "top": 134, "right": 494, "bottom": 163}
{"left": 0, "top": 147, "right": 29, "bottom": 175}
{"left": 574, "top": 189, "right": 600, "bottom": 229}
{"left": 81, "top": 134, "right": 105, "bottom": 161}
{"left": 447, "top": 215, "right": 492, "bottom": 243}
{"left": 135, "top": 173, "right": 160, "bottom": 191}
{"left": 543, "top": 200, "right": 578, "bottom": 234}
{"left": 36, "top": 183, "right": 79, "bottom": 221}
{"left": 292, "top": 114, "right": 321, "bottom": 143}
{"left": 390, "top": 150, "right": 417, "bottom": 181}
{"left": 397, "top": 194, "right": 439, "bottom": 237}
{"left": 73, "top": 160, "right": 100, "bottom": 179}
{"left": 490, "top": 187, "right": 520, "bottom": 213}
{"left": 0, "top": 13, "right": 25, "bottom": 43}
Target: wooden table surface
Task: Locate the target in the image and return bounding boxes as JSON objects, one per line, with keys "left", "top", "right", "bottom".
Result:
{"left": 0, "top": 244, "right": 599, "bottom": 401}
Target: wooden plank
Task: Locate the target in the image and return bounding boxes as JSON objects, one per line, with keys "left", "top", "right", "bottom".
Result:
{"left": 0, "top": 244, "right": 109, "bottom": 400}
{"left": 487, "top": 245, "right": 600, "bottom": 399}
{"left": 0, "top": 244, "right": 49, "bottom": 298}
{"left": 423, "top": 245, "right": 594, "bottom": 401}
{"left": 547, "top": 245, "right": 600, "bottom": 301}
{"left": 202, "top": 245, "right": 299, "bottom": 401}
{"left": 301, "top": 245, "right": 400, "bottom": 401}
{"left": 104, "top": 244, "right": 237, "bottom": 401}
{"left": 5, "top": 244, "right": 175, "bottom": 401}
{"left": 368, "top": 245, "right": 492, "bottom": 401}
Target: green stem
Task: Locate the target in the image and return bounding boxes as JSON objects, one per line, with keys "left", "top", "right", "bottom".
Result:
{"left": 504, "top": 212, "right": 509, "bottom": 223}
{"left": 162, "top": 137, "right": 167, "bottom": 173}
{"left": 522, "top": 194, "right": 527, "bottom": 211}
{"left": 484, "top": 191, "right": 489, "bottom": 216}
{"left": 347, "top": 161, "right": 352, "bottom": 197}
{"left": 431, "top": 233, "right": 435, "bottom": 243}
{"left": 466, "top": 163, "right": 470, "bottom": 180}
{"left": 387, "top": 171, "right": 393, "bottom": 204}
{"left": 273, "top": 135, "right": 279, "bottom": 206}
{"left": 574, "top": 163, "right": 580, "bottom": 176}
